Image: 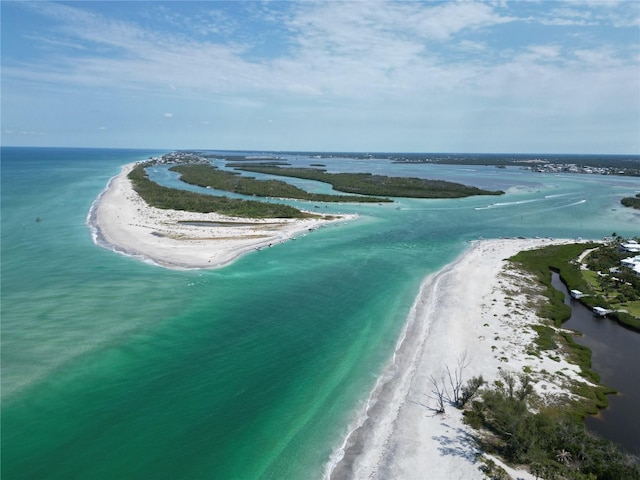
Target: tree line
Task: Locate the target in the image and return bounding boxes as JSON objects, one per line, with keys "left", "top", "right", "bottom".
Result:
{"left": 127, "top": 163, "right": 316, "bottom": 219}
{"left": 465, "top": 371, "right": 640, "bottom": 480}
{"left": 170, "top": 164, "right": 390, "bottom": 203}
{"left": 233, "top": 165, "right": 505, "bottom": 199}
{"left": 621, "top": 193, "right": 640, "bottom": 210}
{"left": 430, "top": 354, "right": 639, "bottom": 479}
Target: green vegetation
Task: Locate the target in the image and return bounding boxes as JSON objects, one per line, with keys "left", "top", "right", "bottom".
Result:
{"left": 509, "top": 241, "right": 640, "bottom": 332}
{"left": 621, "top": 193, "right": 640, "bottom": 209}
{"left": 127, "top": 163, "right": 316, "bottom": 219}
{"left": 465, "top": 372, "right": 639, "bottom": 480}
{"left": 170, "top": 164, "right": 390, "bottom": 203}
{"left": 581, "top": 240, "right": 640, "bottom": 328}
{"left": 510, "top": 243, "right": 597, "bottom": 326}
{"left": 507, "top": 240, "right": 639, "bottom": 389}
{"left": 469, "top": 240, "right": 640, "bottom": 477}
{"left": 233, "top": 165, "right": 505, "bottom": 199}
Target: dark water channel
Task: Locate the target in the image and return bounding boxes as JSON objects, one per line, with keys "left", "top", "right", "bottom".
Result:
{"left": 551, "top": 272, "right": 640, "bottom": 455}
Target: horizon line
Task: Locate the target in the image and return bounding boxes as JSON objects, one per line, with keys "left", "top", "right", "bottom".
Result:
{"left": 2, "top": 145, "right": 639, "bottom": 157}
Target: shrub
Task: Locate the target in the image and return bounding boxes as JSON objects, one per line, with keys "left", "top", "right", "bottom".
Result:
{"left": 128, "top": 164, "right": 316, "bottom": 219}
{"left": 465, "top": 375, "right": 640, "bottom": 479}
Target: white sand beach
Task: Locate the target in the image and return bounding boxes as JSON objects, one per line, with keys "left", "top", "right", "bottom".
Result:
{"left": 88, "top": 163, "right": 356, "bottom": 269}
{"left": 327, "top": 238, "right": 591, "bottom": 480}
{"left": 90, "top": 165, "right": 592, "bottom": 478}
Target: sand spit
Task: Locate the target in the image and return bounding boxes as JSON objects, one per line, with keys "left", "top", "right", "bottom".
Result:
{"left": 89, "top": 165, "right": 594, "bottom": 477}
{"left": 88, "top": 163, "right": 356, "bottom": 269}
{"left": 327, "top": 238, "right": 591, "bottom": 480}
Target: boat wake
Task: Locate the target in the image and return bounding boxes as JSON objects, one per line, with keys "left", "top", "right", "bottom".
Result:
{"left": 544, "top": 193, "right": 572, "bottom": 199}
{"left": 475, "top": 198, "right": 542, "bottom": 210}
{"left": 475, "top": 194, "right": 584, "bottom": 211}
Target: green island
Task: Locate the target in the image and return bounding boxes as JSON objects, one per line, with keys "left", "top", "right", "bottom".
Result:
{"left": 457, "top": 241, "right": 640, "bottom": 479}
{"left": 127, "top": 162, "right": 317, "bottom": 219}
{"left": 169, "top": 164, "right": 391, "bottom": 203}
{"left": 232, "top": 165, "right": 505, "bottom": 198}
{"left": 126, "top": 152, "right": 504, "bottom": 218}
{"left": 621, "top": 193, "right": 640, "bottom": 209}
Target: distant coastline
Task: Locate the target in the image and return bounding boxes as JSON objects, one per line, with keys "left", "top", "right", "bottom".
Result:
{"left": 196, "top": 149, "right": 640, "bottom": 177}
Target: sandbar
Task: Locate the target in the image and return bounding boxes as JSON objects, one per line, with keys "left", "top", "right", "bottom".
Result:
{"left": 88, "top": 163, "right": 356, "bottom": 269}
{"left": 327, "top": 238, "right": 591, "bottom": 480}
{"left": 89, "top": 167, "right": 593, "bottom": 477}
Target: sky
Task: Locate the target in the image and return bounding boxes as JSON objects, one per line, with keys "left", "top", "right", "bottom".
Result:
{"left": 1, "top": 0, "right": 639, "bottom": 154}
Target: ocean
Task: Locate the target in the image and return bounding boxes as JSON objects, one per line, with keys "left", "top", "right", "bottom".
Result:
{"left": 1, "top": 147, "right": 638, "bottom": 479}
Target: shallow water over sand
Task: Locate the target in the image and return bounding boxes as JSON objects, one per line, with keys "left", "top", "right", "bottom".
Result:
{"left": 2, "top": 147, "right": 638, "bottom": 478}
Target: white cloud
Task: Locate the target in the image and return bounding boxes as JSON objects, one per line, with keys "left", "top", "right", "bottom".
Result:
{"left": 546, "top": 1, "right": 640, "bottom": 27}
{"left": 3, "top": 0, "right": 638, "bottom": 153}
{"left": 4, "top": 1, "right": 507, "bottom": 100}
{"left": 8, "top": 0, "right": 635, "bottom": 108}
{"left": 7, "top": 130, "right": 47, "bottom": 136}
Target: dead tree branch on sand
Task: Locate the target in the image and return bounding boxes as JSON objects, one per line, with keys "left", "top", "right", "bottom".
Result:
{"left": 445, "top": 350, "right": 470, "bottom": 406}
{"left": 428, "top": 374, "right": 447, "bottom": 414}
{"left": 427, "top": 351, "right": 484, "bottom": 412}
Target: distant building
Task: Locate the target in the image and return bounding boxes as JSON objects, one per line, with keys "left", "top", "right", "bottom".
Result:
{"left": 620, "top": 255, "right": 640, "bottom": 276}
{"left": 619, "top": 240, "right": 640, "bottom": 254}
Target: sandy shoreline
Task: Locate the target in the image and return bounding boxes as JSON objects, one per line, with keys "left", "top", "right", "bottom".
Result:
{"left": 327, "top": 238, "right": 591, "bottom": 480}
{"left": 88, "top": 163, "right": 356, "bottom": 269}
{"left": 89, "top": 165, "right": 593, "bottom": 478}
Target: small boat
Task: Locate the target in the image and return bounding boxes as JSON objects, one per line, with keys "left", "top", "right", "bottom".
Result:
{"left": 593, "top": 306, "right": 612, "bottom": 317}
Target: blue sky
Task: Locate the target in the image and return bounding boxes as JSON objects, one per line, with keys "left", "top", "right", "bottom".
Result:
{"left": 1, "top": 0, "right": 639, "bottom": 153}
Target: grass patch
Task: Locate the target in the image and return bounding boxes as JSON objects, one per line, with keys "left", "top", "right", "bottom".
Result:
{"left": 530, "top": 324, "right": 557, "bottom": 351}
{"left": 510, "top": 243, "right": 597, "bottom": 326}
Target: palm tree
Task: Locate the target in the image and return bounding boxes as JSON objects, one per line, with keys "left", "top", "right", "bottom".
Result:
{"left": 556, "top": 448, "right": 572, "bottom": 466}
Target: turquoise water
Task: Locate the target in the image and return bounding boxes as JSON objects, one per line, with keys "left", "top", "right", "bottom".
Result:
{"left": 1, "top": 147, "right": 638, "bottom": 479}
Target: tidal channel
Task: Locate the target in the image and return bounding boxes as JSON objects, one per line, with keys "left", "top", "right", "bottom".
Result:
{"left": 552, "top": 272, "right": 640, "bottom": 455}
